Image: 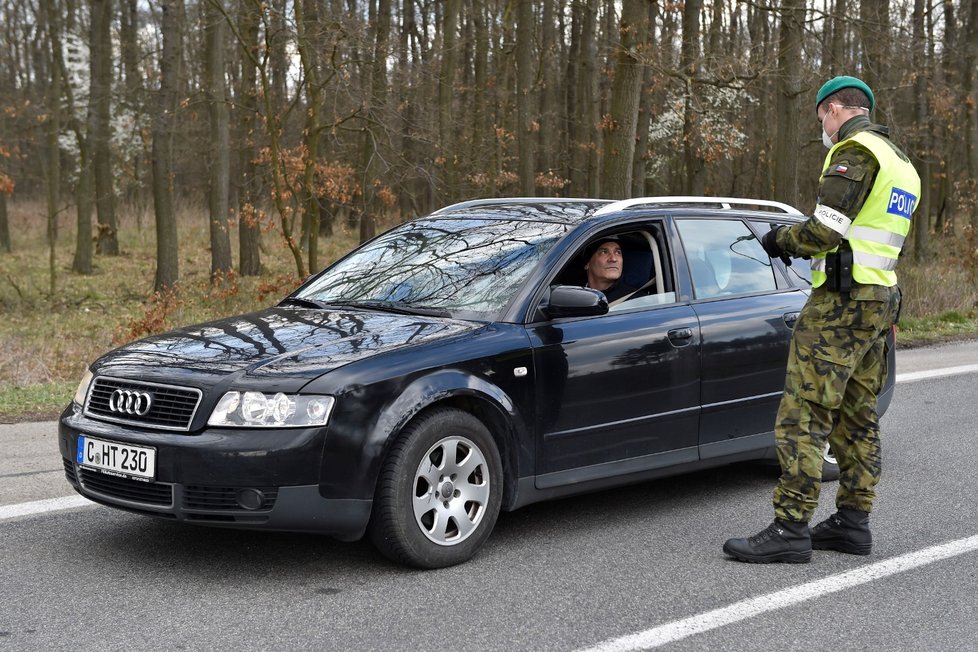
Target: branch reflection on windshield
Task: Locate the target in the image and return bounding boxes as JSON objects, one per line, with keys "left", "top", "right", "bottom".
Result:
{"left": 298, "top": 218, "right": 570, "bottom": 318}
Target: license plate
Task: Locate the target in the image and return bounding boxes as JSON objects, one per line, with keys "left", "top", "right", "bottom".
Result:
{"left": 76, "top": 435, "right": 156, "bottom": 481}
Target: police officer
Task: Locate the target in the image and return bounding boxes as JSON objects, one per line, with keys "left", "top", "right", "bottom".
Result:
{"left": 723, "top": 76, "right": 921, "bottom": 563}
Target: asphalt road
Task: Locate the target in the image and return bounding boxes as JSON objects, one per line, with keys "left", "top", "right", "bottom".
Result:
{"left": 2, "top": 340, "right": 978, "bottom": 651}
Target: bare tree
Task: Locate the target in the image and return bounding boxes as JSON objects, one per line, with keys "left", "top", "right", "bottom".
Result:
{"left": 964, "top": 0, "right": 978, "bottom": 230}
{"left": 152, "top": 0, "right": 182, "bottom": 291}
{"left": 910, "top": 0, "right": 931, "bottom": 260}
{"left": 235, "top": 0, "right": 261, "bottom": 276}
{"left": 205, "top": 0, "right": 233, "bottom": 278}
{"left": 680, "top": 0, "right": 704, "bottom": 195}
{"left": 773, "top": 0, "right": 804, "bottom": 206}
{"left": 90, "top": 0, "right": 118, "bottom": 255}
{"left": 53, "top": 26, "right": 94, "bottom": 274}
{"left": 0, "top": 187, "right": 9, "bottom": 253}
{"left": 600, "top": 0, "right": 650, "bottom": 199}
{"left": 359, "top": 0, "right": 393, "bottom": 244}
{"left": 439, "top": 0, "right": 461, "bottom": 201}
{"left": 515, "top": 0, "right": 536, "bottom": 195}
{"left": 43, "top": 0, "right": 62, "bottom": 295}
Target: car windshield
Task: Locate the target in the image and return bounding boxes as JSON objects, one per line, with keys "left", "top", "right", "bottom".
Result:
{"left": 296, "top": 218, "right": 570, "bottom": 319}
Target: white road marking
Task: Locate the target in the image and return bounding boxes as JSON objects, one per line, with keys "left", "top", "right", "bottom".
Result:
{"left": 579, "top": 534, "right": 978, "bottom": 652}
{"left": 896, "top": 364, "right": 978, "bottom": 384}
{"left": 0, "top": 495, "right": 94, "bottom": 522}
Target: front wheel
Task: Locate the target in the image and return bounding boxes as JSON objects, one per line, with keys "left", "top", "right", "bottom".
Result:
{"left": 821, "top": 442, "right": 840, "bottom": 482}
{"left": 368, "top": 408, "right": 503, "bottom": 568}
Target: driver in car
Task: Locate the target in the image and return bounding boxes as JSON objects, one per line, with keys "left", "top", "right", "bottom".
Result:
{"left": 583, "top": 236, "right": 637, "bottom": 304}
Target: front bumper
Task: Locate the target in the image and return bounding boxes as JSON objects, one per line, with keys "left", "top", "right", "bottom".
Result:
{"left": 58, "top": 406, "right": 372, "bottom": 541}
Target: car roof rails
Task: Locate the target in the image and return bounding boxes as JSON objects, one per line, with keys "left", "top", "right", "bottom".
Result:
{"left": 431, "top": 197, "right": 605, "bottom": 214}
{"left": 593, "top": 196, "right": 803, "bottom": 216}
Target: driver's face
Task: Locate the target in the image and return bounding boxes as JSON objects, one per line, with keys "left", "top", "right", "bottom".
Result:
{"left": 586, "top": 243, "right": 623, "bottom": 286}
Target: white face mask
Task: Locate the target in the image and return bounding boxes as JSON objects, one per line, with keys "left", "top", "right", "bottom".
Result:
{"left": 822, "top": 127, "right": 838, "bottom": 149}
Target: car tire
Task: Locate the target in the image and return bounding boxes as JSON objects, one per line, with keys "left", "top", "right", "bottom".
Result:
{"left": 821, "top": 442, "right": 840, "bottom": 482}
{"left": 368, "top": 407, "right": 503, "bottom": 568}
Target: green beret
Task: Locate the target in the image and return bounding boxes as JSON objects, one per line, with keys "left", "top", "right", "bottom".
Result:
{"left": 815, "top": 75, "right": 875, "bottom": 113}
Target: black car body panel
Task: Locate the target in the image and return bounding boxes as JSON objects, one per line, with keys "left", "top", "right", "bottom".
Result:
{"left": 59, "top": 197, "right": 897, "bottom": 545}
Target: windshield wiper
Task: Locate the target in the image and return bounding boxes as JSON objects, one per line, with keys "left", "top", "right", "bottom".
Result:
{"left": 279, "top": 297, "right": 329, "bottom": 309}
{"left": 330, "top": 300, "right": 452, "bottom": 318}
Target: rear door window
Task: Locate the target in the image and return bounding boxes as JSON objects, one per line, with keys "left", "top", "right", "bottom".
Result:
{"left": 676, "top": 219, "right": 778, "bottom": 299}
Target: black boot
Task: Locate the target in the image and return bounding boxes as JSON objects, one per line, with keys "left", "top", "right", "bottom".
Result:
{"left": 723, "top": 519, "right": 812, "bottom": 564}
{"left": 811, "top": 508, "right": 872, "bottom": 555}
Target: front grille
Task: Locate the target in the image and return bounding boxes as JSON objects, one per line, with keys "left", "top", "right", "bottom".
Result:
{"left": 78, "top": 467, "right": 173, "bottom": 506}
{"left": 183, "top": 486, "right": 279, "bottom": 511}
{"left": 85, "top": 376, "right": 202, "bottom": 431}
{"left": 63, "top": 458, "right": 78, "bottom": 485}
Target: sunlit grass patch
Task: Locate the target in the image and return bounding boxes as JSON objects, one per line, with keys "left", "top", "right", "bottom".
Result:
{"left": 0, "top": 380, "right": 76, "bottom": 423}
{"left": 897, "top": 309, "right": 978, "bottom": 348}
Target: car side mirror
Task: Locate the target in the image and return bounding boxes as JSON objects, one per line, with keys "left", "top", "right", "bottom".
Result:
{"left": 543, "top": 285, "right": 609, "bottom": 319}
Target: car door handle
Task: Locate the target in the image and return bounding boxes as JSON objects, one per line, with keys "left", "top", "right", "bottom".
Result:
{"left": 783, "top": 312, "right": 800, "bottom": 328}
{"left": 668, "top": 327, "right": 694, "bottom": 346}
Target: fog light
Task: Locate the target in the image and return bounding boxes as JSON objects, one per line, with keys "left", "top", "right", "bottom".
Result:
{"left": 235, "top": 488, "right": 266, "bottom": 511}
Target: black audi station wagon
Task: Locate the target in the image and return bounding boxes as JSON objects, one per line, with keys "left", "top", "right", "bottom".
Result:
{"left": 59, "top": 197, "right": 895, "bottom": 568}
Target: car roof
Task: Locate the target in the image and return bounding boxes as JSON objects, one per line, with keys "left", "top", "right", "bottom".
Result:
{"left": 428, "top": 196, "right": 805, "bottom": 226}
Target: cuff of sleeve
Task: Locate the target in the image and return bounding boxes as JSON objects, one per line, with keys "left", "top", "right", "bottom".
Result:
{"left": 813, "top": 204, "right": 852, "bottom": 236}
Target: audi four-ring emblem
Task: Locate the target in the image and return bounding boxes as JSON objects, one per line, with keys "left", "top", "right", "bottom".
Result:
{"left": 108, "top": 389, "right": 153, "bottom": 416}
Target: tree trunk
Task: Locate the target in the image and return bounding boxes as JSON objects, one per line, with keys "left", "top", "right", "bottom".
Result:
{"left": 773, "top": 0, "right": 804, "bottom": 206}
{"left": 295, "top": 0, "right": 325, "bottom": 267}
{"left": 90, "top": 0, "right": 118, "bottom": 255}
{"left": 359, "top": 0, "right": 392, "bottom": 244}
{"left": 45, "top": 0, "right": 62, "bottom": 295}
{"left": 569, "top": 0, "right": 600, "bottom": 196}
{"left": 0, "top": 190, "right": 9, "bottom": 252}
{"left": 632, "top": 68, "right": 652, "bottom": 198}
{"left": 472, "top": 0, "right": 489, "bottom": 188}
{"left": 600, "top": 0, "right": 649, "bottom": 199}
{"left": 963, "top": 0, "right": 978, "bottom": 230}
{"left": 438, "top": 0, "right": 460, "bottom": 201}
{"left": 859, "top": 0, "right": 890, "bottom": 118}
{"left": 236, "top": 0, "right": 261, "bottom": 276}
{"left": 934, "top": 0, "right": 956, "bottom": 235}
{"left": 910, "top": 0, "right": 930, "bottom": 260}
{"left": 537, "top": 0, "right": 557, "bottom": 193}
{"left": 515, "top": 0, "right": 536, "bottom": 195}
{"left": 152, "top": 0, "right": 181, "bottom": 292}
{"left": 49, "top": 7, "right": 94, "bottom": 274}
{"left": 205, "top": 0, "right": 233, "bottom": 278}
{"left": 680, "top": 0, "right": 704, "bottom": 195}
{"left": 73, "top": 156, "right": 95, "bottom": 274}
{"left": 119, "top": 0, "right": 143, "bottom": 207}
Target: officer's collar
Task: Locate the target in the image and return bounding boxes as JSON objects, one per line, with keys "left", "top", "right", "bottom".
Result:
{"left": 838, "top": 114, "right": 889, "bottom": 141}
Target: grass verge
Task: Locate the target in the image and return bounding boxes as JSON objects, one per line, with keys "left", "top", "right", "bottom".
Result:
{"left": 897, "top": 309, "right": 978, "bottom": 348}
{"left": 0, "top": 380, "right": 76, "bottom": 424}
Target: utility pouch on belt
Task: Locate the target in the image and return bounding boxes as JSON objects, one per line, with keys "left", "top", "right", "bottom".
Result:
{"left": 824, "top": 251, "right": 853, "bottom": 293}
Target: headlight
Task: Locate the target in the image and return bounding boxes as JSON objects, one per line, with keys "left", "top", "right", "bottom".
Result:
{"left": 207, "top": 391, "right": 335, "bottom": 428}
{"left": 73, "top": 369, "right": 94, "bottom": 406}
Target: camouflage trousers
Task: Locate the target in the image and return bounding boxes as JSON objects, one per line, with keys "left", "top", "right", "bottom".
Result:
{"left": 772, "top": 284, "right": 900, "bottom": 523}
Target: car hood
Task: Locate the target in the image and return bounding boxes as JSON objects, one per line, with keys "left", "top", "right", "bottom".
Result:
{"left": 93, "top": 306, "right": 478, "bottom": 386}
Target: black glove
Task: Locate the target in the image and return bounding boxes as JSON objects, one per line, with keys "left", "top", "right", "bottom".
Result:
{"left": 761, "top": 226, "right": 792, "bottom": 266}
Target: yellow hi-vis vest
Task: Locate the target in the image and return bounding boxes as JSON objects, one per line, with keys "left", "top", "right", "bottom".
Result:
{"left": 810, "top": 131, "right": 921, "bottom": 288}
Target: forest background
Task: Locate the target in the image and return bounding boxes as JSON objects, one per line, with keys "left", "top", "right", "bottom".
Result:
{"left": 2, "top": 0, "right": 978, "bottom": 419}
